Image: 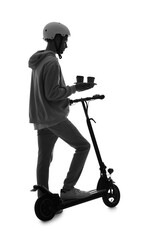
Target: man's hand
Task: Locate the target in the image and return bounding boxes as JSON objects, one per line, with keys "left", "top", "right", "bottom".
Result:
{"left": 75, "top": 83, "right": 95, "bottom": 92}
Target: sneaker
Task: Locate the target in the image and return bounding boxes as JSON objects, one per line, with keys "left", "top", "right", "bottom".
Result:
{"left": 60, "top": 188, "right": 91, "bottom": 201}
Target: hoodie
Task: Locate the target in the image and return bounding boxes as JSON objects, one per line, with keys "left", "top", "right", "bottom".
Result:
{"left": 28, "top": 50, "right": 76, "bottom": 128}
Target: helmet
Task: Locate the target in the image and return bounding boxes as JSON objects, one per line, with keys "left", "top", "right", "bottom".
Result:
{"left": 43, "top": 22, "right": 71, "bottom": 40}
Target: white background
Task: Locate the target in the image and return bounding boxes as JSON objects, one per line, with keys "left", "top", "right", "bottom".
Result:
{"left": 1, "top": 0, "right": 146, "bottom": 239}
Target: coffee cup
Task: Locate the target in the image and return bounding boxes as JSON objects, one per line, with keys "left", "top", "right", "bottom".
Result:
{"left": 76, "top": 75, "right": 84, "bottom": 83}
{"left": 87, "top": 76, "right": 95, "bottom": 83}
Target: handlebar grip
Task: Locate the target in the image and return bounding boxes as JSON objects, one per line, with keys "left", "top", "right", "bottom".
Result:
{"left": 93, "top": 94, "right": 105, "bottom": 100}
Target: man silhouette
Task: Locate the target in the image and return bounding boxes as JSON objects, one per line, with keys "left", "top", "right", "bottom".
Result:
{"left": 28, "top": 22, "right": 95, "bottom": 200}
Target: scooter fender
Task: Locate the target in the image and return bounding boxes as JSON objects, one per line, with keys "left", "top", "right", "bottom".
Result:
{"left": 31, "top": 185, "right": 61, "bottom": 208}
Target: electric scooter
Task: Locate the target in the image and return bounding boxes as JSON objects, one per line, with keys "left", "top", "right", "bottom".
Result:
{"left": 31, "top": 94, "right": 120, "bottom": 221}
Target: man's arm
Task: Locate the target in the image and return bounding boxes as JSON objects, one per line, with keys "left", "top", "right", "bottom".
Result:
{"left": 44, "top": 61, "right": 76, "bottom": 101}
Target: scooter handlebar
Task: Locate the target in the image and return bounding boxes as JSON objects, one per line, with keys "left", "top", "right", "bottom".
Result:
{"left": 70, "top": 94, "right": 105, "bottom": 105}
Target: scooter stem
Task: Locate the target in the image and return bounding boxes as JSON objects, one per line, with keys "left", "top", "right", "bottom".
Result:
{"left": 81, "top": 101, "right": 106, "bottom": 174}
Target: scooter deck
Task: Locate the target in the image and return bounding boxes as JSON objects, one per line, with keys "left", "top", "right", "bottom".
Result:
{"left": 60, "top": 189, "right": 106, "bottom": 210}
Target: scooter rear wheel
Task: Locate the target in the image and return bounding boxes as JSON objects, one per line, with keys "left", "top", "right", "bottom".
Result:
{"left": 34, "top": 195, "right": 56, "bottom": 221}
{"left": 102, "top": 184, "right": 120, "bottom": 208}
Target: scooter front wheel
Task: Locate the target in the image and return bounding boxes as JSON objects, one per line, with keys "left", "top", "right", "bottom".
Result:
{"left": 102, "top": 184, "right": 120, "bottom": 208}
{"left": 34, "top": 195, "right": 56, "bottom": 221}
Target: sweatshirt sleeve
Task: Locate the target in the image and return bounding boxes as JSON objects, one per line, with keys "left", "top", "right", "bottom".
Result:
{"left": 43, "top": 61, "right": 76, "bottom": 101}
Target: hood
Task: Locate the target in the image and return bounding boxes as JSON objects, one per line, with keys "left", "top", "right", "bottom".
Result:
{"left": 28, "top": 50, "right": 56, "bottom": 70}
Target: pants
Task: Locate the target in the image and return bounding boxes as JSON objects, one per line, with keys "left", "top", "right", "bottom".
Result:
{"left": 37, "top": 119, "right": 90, "bottom": 197}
